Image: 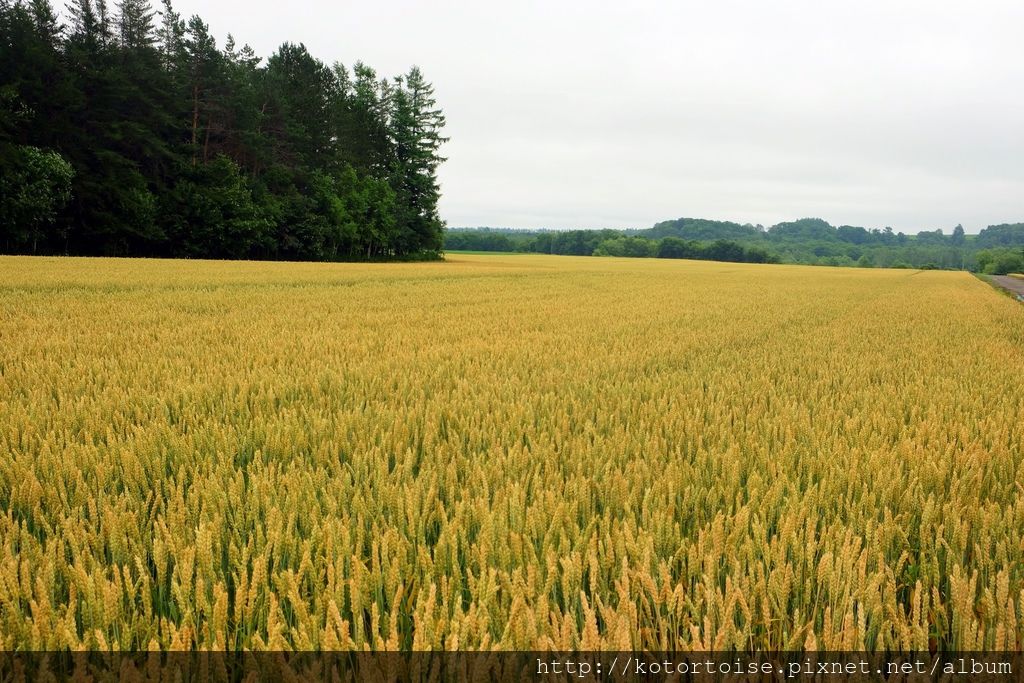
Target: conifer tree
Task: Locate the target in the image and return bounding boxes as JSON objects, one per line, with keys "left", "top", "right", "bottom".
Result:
{"left": 0, "top": 6, "right": 447, "bottom": 259}
{"left": 389, "top": 66, "right": 447, "bottom": 253}
{"left": 116, "top": 0, "right": 156, "bottom": 50}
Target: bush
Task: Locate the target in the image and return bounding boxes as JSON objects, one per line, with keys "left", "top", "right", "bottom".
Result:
{"left": 977, "top": 248, "right": 1024, "bottom": 275}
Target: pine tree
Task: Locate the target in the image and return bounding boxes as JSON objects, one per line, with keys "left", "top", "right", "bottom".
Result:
{"left": 340, "top": 62, "right": 392, "bottom": 176}
{"left": 66, "top": 0, "right": 98, "bottom": 46}
{"left": 116, "top": 0, "right": 156, "bottom": 49}
{"left": 1, "top": 4, "right": 448, "bottom": 260}
{"left": 264, "top": 42, "right": 336, "bottom": 170}
{"left": 389, "top": 66, "right": 447, "bottom": 254}
{"left": 220, "top": 37, "right": 264, "bottom": 173}
{"left": 28, "top": 0, "right": 60, "bottom": 40}
{"left": 156, "top": 0, "right": 183, "bottom": 68}
{"left": 183, "top": 15, "right": 219, "bottom": 164}
{"left": 94, "top": 0, "right": 112, "bottom": 45}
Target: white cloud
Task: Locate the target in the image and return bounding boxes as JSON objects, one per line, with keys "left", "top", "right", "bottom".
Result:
{"left": 166, "top": 0, "right": 1024, "bottom": 232}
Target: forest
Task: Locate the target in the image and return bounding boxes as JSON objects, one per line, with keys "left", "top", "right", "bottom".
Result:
{"left": 0, "top": 0, "right": 446, "bottom": 260}
{"left": 446, "top": 219, "right": 1024, "bottom": 273}
{"left": 4, "top": 0, "right": 1022, "bottom": 274}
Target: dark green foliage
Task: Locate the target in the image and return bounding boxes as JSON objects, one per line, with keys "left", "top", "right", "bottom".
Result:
{"left": 446, "top": 212, "right": 1024, "bottom": 271}
{"left": 445, "top": 228, "right": 776, "bottom": 266}
{"left": 444, "top": 230, "right": 519, "bottom": 252}
{"left": 837, "top": 225, "right": 870, "bottom": 244}
{"left": 976, "top": 224, "right": 1024, "bottom": 247}
{"left": 645, "top": 217, "right": 762, "bottom": 241}
{"left": 915, "top": 228, "right": 946, "bottom": 245}
{"left": 592, "top": 236, "right": 656, "bottom": 257}
{"left": 656, "top": 236, "right": 699, "bottom": 259}
{"left": 701, "top": 239, "right": 747, "bottom": 262}
{"left": 159, "top": 154, "right": 271, "bottom": 258}
{"left": 0, "top": 0, "right": 445, "bottom": 260}
{"left": 768, "top": 217, "right": 835, "bottom": 241}
{"left": 951, "top": 224, "right": 965, "bottom": 245}
{"left": 0, "top": 143, "right": 74, "bottom": 252}
{"left": 387, "top": 67, "right": 447, "bottom": 255}
{"left": 448, "top": 215, "right": 1024, "bottom": 271}
{"left": 976, "top": 248, "right": 1024, "bottom": 275}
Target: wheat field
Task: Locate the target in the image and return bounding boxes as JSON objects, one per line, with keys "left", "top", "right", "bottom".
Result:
{"left": 0, "top": 254, "right": 1022, "bottom": 651}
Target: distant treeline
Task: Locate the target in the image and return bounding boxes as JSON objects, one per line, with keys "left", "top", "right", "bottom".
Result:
{"left": 1, "top": 0, "right": 446, "bottom": 260}
{"left": 447, "top": 219, "right": 1024, "bottom": 273}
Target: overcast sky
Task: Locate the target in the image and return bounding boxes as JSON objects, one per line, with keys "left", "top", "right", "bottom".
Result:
{"left": 163, "top": 0, "right": 1024, "bottom": 233}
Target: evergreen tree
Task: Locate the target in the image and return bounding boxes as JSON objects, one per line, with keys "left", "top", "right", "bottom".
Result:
{"left": 28, "top": 0, "right": 60, "bottom": 40}
{"left": 95, "top": 0, "right": 112, "bottom": 45}
{"left": 182, "top": 15, "right": 220, "bottom": 165}
{"left": 341, "top": 62, "right": 392, "bottom": 176}
{"left": 264, "top": 42, "right": 336, "bottom": 170}
{"left": 116, "top": 0, "right": 156, "bottom": 50}
{"left": 156, "top": 0, "right": 183, "bottom": 68}
{"left": 389, "top": 66, "right": 447, "bottom": 254}
{"left": 66, "top": 0, "right": 98, "bottom": 46}
{"left": 220, "top": 37, "right": 265, "bottom": 173}
{"left": 0, "top": 7, "right": 447, "bottom": 260}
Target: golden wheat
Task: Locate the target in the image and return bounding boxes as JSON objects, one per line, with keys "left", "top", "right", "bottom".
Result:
{"left": 0, "top": 254, "right": 1022, "bottom": 651}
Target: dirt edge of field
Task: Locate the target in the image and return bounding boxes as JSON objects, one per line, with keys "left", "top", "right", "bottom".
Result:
{"left": 986, "top": 274, "right": 1024, "bottom": 300}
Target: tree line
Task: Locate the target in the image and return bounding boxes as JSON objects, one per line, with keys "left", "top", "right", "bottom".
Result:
{"left": 444, "top": 229, "right": 776, "bottom": 265}
{"left": 0, "top": 0, "right": 447, "bottom": 260}
{"left": 446, "top": 219, "right": 1024, "bottom": 273}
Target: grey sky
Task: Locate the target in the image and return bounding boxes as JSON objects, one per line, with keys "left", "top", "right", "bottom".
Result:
{"left": 165, "top": 0, "right": 1024, "bottom": 233}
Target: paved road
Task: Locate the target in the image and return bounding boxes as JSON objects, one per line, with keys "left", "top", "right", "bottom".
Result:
{"left": 989, "top": 275, "right": 1024, "bottom": 300}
